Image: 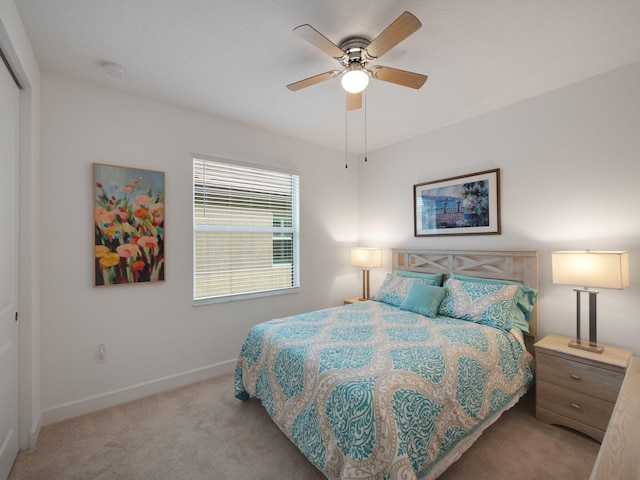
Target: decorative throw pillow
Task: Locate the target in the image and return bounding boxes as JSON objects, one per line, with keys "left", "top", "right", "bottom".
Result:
{"left": 400, "top": 283, "right": 447, "bottom": 318}
{"left": 371, "top": 273, "right": 439, "bottom": 307}
{"left": 438, "top": 277, "right": 519, "bottom": 330}
{"left": 447, "top": 274, "right": 538, "bottom": 333}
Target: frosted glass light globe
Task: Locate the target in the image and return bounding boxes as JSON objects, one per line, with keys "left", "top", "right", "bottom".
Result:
{"left": 341, "top": 68, "right": 369, "bottom": 93}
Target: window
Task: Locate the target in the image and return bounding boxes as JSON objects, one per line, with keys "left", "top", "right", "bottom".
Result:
{"left": 193, "top": 156, "right": 300, "bottom": 303}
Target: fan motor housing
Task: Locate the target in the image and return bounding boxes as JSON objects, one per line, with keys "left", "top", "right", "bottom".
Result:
{"left": 339, "top": 36, "right": 371, "bottom": 66}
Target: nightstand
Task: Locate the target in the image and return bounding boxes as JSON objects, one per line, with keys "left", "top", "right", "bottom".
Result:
{"left": 343, "top": 296, "right": 366, "bottom": 305}
{"left": 535, "top": 334, "right": 633, "bottom": 442}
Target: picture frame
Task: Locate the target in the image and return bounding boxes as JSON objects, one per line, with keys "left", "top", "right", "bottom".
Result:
{"left": 93, "top": 163, "right": 165, "bottom": 286}
{"left": 414, "top": 168, "right": 500, "bottom": 237}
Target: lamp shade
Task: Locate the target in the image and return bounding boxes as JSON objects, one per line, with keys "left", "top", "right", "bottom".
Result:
{"left": 350, "top": 248, "right": 382, "bottom": 269}
{"left": 552, "top": 251, "right": 630, "bottom": 289}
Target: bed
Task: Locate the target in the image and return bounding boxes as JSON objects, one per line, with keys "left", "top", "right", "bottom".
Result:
{"left": 234, "top": 249, "right": 538, "bottom": 479}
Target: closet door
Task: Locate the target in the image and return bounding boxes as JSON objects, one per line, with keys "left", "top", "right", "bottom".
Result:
{"left": 0, "top": 55, "right": 20, "bottom": 478}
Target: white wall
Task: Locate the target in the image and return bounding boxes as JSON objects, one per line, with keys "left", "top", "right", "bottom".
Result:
{"left": 39, "top": 72, "right": 361, "bottom": 423}
{"left": 359, "top": 61, "right": 640, "bottom": 355}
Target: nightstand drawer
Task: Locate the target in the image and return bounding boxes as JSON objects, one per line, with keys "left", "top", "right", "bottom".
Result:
{"left": 536, "top": 352, "right": 624, "bottom": 403}
{"left": 537, "top": 380, "right": 615, "bottom": 431}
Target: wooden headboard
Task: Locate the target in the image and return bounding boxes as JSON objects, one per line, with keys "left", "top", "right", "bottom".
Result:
{"left": 392, "top": 249, "right": 539, "bottom": 352}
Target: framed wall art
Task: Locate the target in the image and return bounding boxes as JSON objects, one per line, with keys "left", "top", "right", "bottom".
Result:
{"left": 93, "top": 163, "right": 165, "bottom": 286}
{"left": 414, "top": 168, "right": 500, "bottom": 237}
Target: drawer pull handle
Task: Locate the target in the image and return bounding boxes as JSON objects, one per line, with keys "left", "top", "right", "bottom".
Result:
{"left": 570, "top": 403, "right": 582, "bottom": 410}
{"left": 569, "top": 374, "right": 582, "bottom": 380}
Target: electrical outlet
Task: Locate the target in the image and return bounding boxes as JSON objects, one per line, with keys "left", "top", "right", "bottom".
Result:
{"left": 97, "top": 343, "right": 107, "bottom": 363}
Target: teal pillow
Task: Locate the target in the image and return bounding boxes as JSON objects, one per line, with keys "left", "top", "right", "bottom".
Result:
{"left": 448, "top": 273, "right": 538, "bottom": 333}
{"left": 400, "top": 283, "right": 447, "bottom": 318}
{"left": 439, "top": 277, "right": 519, "bottom": 331}
{"left": 395, "top": 270, "right": 444, "bottom": 286}
{"left": 371, "top": 273, "right": 439, "bottom": 307}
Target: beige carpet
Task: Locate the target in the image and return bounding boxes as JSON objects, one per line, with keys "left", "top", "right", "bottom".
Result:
{"left": 9, "top": 373, "right": 600, "bottom": 480}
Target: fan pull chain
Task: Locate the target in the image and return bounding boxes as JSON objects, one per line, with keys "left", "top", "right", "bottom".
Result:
{"left": 345, "top": 105, "right": 348, "bottom": 169}
{"left": 364, "top": 90, "right": 368, "bottom": 163}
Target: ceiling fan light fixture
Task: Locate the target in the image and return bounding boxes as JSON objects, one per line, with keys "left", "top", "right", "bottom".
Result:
{"left": 341, "top": 66, "right": 369, "bottom": 93}
{"left": 288, "top": 12, "right": 426, "bottom": 106}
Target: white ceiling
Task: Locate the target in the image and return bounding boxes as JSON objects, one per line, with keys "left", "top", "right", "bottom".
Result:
{"left": 14, "top": 0, "right": 640, "bottom": 154}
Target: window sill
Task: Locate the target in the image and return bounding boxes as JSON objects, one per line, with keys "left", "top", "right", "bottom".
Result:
{"left": 193, "top": 286, "right": 300, "bottom": 306}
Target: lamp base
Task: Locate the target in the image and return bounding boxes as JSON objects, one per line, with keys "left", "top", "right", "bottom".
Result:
{"left": 360, "top": 268, "right": 371, "bottom": 301}
{"left": 568, "top": 339, "right": 604, "bottom": 354}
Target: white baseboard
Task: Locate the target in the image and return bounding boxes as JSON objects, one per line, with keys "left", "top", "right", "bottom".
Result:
{"left": 40, "top": 359, "right": 236, "bottom": 427}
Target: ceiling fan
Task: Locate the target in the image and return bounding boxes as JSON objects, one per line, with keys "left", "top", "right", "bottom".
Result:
{"left": 286, "top": 11, "right": 428, "bottom": 110}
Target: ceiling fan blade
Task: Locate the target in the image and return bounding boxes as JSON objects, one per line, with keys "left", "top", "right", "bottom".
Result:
{"left": 369, "top": 65, "right": 427, "bottom": 89}
{"left": 364, "top": 11, "right": 422, "bottom": 60}
{"left": 287, "top": 70, "right": 342, "bottom": 91}
{"left": 347, "top": 91, "right": 362, "bottom": 111}
{"left": 293, "top": 24, "right": 347, "bottom": 61}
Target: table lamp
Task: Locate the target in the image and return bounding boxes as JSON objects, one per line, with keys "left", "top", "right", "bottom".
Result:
{"left": 350, "top": 248, "right": 382, "bottom": 300}
{"left": 552, "top": 250, "right": 629, "bottom": 353}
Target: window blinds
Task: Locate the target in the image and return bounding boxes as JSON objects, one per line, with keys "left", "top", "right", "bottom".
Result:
{"left": 193, "top": 157, "right": 300, "bottom": 302}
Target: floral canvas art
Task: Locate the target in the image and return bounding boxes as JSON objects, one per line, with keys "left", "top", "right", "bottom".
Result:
{"left": 93, "top": 163, "right": 165, "bottom": 286}
{"left": 413, "top": 169, "right": 500, "bottom": 236}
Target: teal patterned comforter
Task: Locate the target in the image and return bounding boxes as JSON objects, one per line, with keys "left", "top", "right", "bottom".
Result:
{"left": 234, "top": 300, "right": 534, "bottom": 480}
